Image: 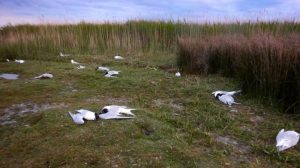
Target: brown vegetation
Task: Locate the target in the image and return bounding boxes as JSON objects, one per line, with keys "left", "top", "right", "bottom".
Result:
{"left": 177, "top": 33, "right": 300, "bottom": 113}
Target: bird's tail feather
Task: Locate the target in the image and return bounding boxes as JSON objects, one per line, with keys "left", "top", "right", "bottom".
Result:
{"left": 233, "top": 102, "right": 241, "bottom": 104}
{"left": 121, "top": 109, "right": 136, "bottom": 115}
{"left": 68, "top": 112, "right": 74, "bottom": 118}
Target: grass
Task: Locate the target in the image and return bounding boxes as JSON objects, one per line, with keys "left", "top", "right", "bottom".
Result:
{"left": 0, "top": 51, "right": 299, "bottom": 167}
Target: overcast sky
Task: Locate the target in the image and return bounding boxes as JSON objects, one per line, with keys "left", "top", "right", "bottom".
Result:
{"left": 0, "top": 0, "right": 299, "bottom": 25}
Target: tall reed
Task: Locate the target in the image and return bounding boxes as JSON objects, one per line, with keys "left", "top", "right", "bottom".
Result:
{"left": 1, "top": 21, "right": 300, "bottom": 60}
{"left": 177, "top": 33, "right": 300, "bottom": 113}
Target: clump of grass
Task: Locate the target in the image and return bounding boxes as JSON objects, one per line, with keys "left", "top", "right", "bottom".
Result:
{"left": 177, "top": 32, "right": 300, "bottom": 113}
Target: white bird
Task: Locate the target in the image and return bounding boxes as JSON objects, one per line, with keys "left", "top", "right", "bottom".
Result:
{"left": 175, "top": 72, "right": 181, "bottom": 77}
{"left": 77, "top": 65, "right": 85, "bottom": 69}
{"left": 104, "top": 70, "right": 120, "bottom": 78}
{"left": 71, "top": 59, "right": 79, "bottom": 64}
{"left": 6, "top": 59, "right": 9, "bottom": 62}
{"left": 76, "top": 109, "right": 97, "bottom": 120}
{"left": 59, "top": 52, "right": 70, "bottom": 57}
{"left": 276, "top": 129, "right": 300, "bottom": 152}
{"left": 96, "top": 66, "right": 110, "bottom": 72}
{"left": 114, "top": 55, "right": 124, "bottom": 60}
{"left": 68, "top": 112, "right": 85, "bottom": 125}
{"left": 15, "top": 59, "right": 25, "bottom": 64}
{"left": 215, "top": 93, "right": 240, "bottom": 107}
{"left": 99, "top": 105, "right": 136, "bottom": 119}
{"left": 34, "top": 73, "right": 53, "bottom": 79}
{"left": 212, "top": 90, "right": 241, "bottom": 97}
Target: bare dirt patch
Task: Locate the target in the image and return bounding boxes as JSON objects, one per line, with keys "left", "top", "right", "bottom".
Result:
{"left": 215, "top": 135, "right": 252, "bottom": 154}
{"left": 0, "top": 102, "right": 68, "bottom": 125}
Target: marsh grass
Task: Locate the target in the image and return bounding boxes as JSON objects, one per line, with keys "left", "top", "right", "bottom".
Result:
{"left": 177, "top": 32, "right": 300, "bottom": 114}
{"left": 1, "top": 21, "right": 300, "bottom": 60}
{"left": 0, "top": 53, "right": 299, "bottom": 167}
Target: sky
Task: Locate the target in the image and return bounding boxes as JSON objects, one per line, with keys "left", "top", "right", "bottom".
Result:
{"left": 0, "top": 0, "right": 300, "bottom": 26}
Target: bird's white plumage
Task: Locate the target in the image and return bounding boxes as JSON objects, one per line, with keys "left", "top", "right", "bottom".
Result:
{"left": 68, "top": 112, "right": 85, "bottom": 125}
{"left": 212, "top": 90, "right": 241, "bottom": 97}
{"left": 217, "top": 94, "right": 239, "bottom": 107}
{"left": 6, "top": 59, "right": 9, "bottom": 62}
{"left": 276, "top": 129, "right": 300, "bottom": 152}
{"left": 175, "top": 72, "right": 181, "bottom": 77}
{"left": 34, "top": 73, "right": 53, "bottom": 79}
{"left": 77, "top": 65, "right": 85, "bottom": 69}
{"left": 71, "top": 59, "right": 79, "bottom": 64}
{"left": 107, "top": 70, "right": 120, "bottom": 75}
{"left": 99, "top": 105, "right": 136, "bottom": 119}
{"left": 59, "top": 52, "right": 70, "bottom": 57}
{"left": 212, "top": 90, "right": 241, "bottom": 107}
{"left": 15, "top": 59, "right": 25, "bottom": 64}
{"left": 96, "top": 66, "right": 110, "bottom": 72}
{"left": 76, "top": 109, "right": 96, "bottom": 120}
{"left": 114, "top": 55, "right": 124, "bottom": 60}
{"left": 104, "top": 70, "right": 120, "bottom": 78}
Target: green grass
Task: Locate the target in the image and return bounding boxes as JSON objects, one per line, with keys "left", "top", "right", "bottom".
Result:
{"left": 0, "top": 51, "right": 299, "bottom": 167}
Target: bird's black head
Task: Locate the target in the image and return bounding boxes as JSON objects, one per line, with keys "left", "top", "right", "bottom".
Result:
{"left": 216, "top": 93, "right": 224, "bottom": 98}
{"left": 101, "top": 108, "right": 108, "bottom": 114}
{"left": 94, "top": 113, "right": 99, "bottom": 120}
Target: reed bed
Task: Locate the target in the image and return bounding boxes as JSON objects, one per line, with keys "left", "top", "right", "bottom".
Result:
{"left": 1, "top": 21, "right": 300, "bottom": 60}
{"left": 177, "top": 33, "right": 300, "bottom": 113}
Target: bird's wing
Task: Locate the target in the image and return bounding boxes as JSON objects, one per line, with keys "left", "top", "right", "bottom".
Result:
{"left": 276, "top": 129, "right": 285, "bottom": 142}
{"left": 34, "top": 75, "right": 42, "bottom": 79}
{"left": 226, "top": 90, "right": 242, "bottom": 96}
{"left": 69, "top": 112, "right": 84, "bottom": 123}
{"left": 218, "top": 95, "right": 231, "bottom": 104}
{"left": 212, "top": 91, "right": 223, "bottom": 97}
{"left": 101, "top": 114, "right": 135, "bottom": 119}
{"left": 104, "top": 74, "right": 116, "bottom": 78}
{"left": 108, "top": 71, "right": 119, "bottom": 75}
{"left": 77, "top": 109, "right": 93, "bottom": 114}
{"left": 285, "top": 131, "right": 300, "bottom": 145}
{"left": 119, "top": 108, "right": 136, "bottom": 116}
{"left": 68, "top": 112, "right": 75, "bottom": 118}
